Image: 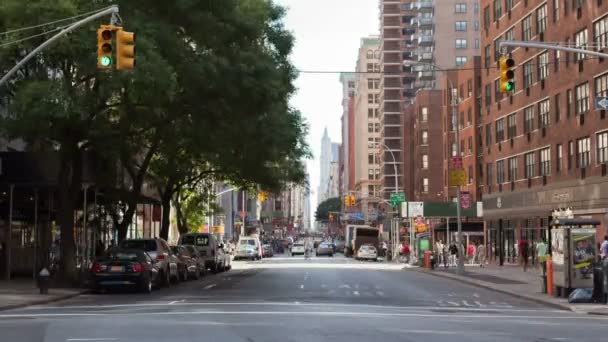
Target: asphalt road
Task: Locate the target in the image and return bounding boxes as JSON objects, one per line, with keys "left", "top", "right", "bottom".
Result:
{"left": 1, "top": 254, "right": 607, "bottom": 342}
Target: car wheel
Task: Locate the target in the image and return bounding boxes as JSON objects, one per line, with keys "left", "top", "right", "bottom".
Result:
{"left": 141, "top": 277, "right": 152, "bottom": 294}
{"left": 161, "top": 269, "right": 170, "bottom": 287}
{"left": 90, "top": 285, "right": 102, "bottom": 294}
{"left": 181, "top": 268, "right": 188, "bottom": 282}
{"left": 329, "top": 254, "right": 334, "bottom": 257}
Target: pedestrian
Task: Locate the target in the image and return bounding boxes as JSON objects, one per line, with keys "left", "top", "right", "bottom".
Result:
{"left": 519, "top": 239, "right": 530, "bottom": 272}
{"left": 468, "top": 243, "right": 476, "bottom": 264}
{"left": 600, "top": 236, "right": 608, "bottom": 261}
{"left": 442, "top": 243, "right": 449, "bottom": 268}
{"left": 435, "top": 240, "right": 444, "bottom": 265}
{"left": 449, "top": 242, "right": 458, "bottom": 267}
{"left": 477, "top": 243, "right": 486, "bottom": 267}
{"left": 400, "top": 243, "right": 410, "bottom": 263}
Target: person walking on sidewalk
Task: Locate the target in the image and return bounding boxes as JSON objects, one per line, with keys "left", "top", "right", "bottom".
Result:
{"left": 442, "top": 243, "right": 449, "bottom": 268}
{"left": 600, "top": 236, "right": 608, "bottom": 261}
{"left": 435, "top": 240, "right": 444, "bottom": 266}
{"left": 476, "top": 243, "right": 486, "bottom": 267}
{"left": 449, "top": 242, "right": 458, "bottom": 267}
{"left": 519, "top": 239, "right": 530, "bottom": 272}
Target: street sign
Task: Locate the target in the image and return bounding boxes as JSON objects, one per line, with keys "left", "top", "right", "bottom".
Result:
{"left": 460, "top": 191, "right": 471, "bottom": 209}
{"left": 451, "top": 156, "right": 463, "bottom": 169}
{"left": 596, "top": 96, "right": 608, "bottom": 110}
{"left": 449, "top": 169, "right": 466, "bottom": 186}
{"left": 408, "top": 202, "right": 424, "bottom": 217}
{"left": 390, "top": 192, "right": 406, "bottom": 206}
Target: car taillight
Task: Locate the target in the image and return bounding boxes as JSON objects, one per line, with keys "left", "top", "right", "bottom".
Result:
{"left": 91, "top": 263, "right": 105, "bottom": 273}
{"left": 131, "top": 264, "right": 144, "bottom": 273}
{"left": 157, "top": 254, "right": 165, "bottom": 260}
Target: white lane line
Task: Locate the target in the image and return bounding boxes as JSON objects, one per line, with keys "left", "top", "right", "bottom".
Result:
{"left": 461, "top": 300, "right": 475, "bottom": 307}
{"left": 376, "top": 291, "right": 385, "bottom": 297}
{"left": 338, "top": 284, "right": 351, "bottom": 289}
{"left": 203, "top": 284, "right": 216, "bottom": 290}
{"left": 473, "top": 301, "right": 486, "bottom": 308}
{"left": 300, "top": 284, "right": 304, "bottom": 289}
{"left": 66, "top": 339, "right": 116, "bottom": 342}
{"left": 353, "top": 291, "right": 360, "bottom": 296}
{"left": 473, "top": 293, "right": 480, "bottom": 298}
{"left": 321, "top": 284, "right": 327, "bottom": 288}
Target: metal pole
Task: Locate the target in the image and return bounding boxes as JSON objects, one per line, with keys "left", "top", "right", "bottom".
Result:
{"left": 33, "top": 189, "right": 38, "bottom": 278}
{"left": 83, "top": 185, "right": 88, "bottom": 270}
{"left": 451, "top": 77, "right": 465, "bottom": 275}
{"left": 498, "top": 40, "right": 608, "bottom": 59}
{"left": 5, "top": 185, "right": 14, "bottom": 280}
{"left": 0, "top": 6, "right": 120, "bottom": 87}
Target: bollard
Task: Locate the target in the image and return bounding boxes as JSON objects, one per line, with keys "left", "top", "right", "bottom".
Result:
{"left": 546, "top": 257, "right": 554, "bottom": 297}
{"left": 37, "top": 268, "right": 50, "bottom": 295}
{"left": 424, "top": 251, "right": 431, "bottom": 269}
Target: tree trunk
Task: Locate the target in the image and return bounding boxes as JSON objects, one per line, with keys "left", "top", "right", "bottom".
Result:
{"left": 160, "top": 193, "right": 172, "bottom": 240}
{"left": 56, "top": 146, "right": 82, "bottom": 286}
{"left": 174, "top": 192, "right": 188, "bottom": 234}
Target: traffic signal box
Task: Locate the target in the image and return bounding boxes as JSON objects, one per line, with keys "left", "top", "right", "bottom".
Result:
{"left": 97, "top": 25, "right": 116, "bottom": 69}
{"left": 116, "top": 28, "right": 135, "bottom": 70}
{"left": 499, "top": 56, "right": 515, "bottom": 93}
{"left": 97, "top": 25, "right": 135, "bottom": 70}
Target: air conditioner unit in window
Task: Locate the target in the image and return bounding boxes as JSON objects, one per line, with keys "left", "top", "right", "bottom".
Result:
{"left": 580, "top": 114, "right": 585, "bottom": 125}
{"left": 577, "top": 7, "right": 582, "bottom": 19}
{"left": 581, "top": 167, "right": 586, "bottom": 179}
{"left": 539, "top": 32, "right": 544, "bottom": 42}
{"left": 527, "top": 132, "right": 531, "bottom": 142}
{"left": 602, "top": 163, "right": 607, "bottom": 177}
{"left": 601, "top": 110, "right": 606, "bottom": 119}
{"left": 526, "top": 88, "right": 530, "bottom": 96}
{"left": 542, "top": 175, "right": 547, "bottom": 185}
{"left": 542, "top": 127, "right": 546, "bottom": 137}
{"left": 511, "top": 181, "right": 515, "bottom": 191}
{"left": 510, "top": 138, "right": 514, "bottom": 147}
{"left": 540, "top": 79, "right": 545, "bottom": 89}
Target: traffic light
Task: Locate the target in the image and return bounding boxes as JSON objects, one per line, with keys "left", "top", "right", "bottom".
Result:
{"left": 499, "top": 56, "right": 515, "bottom": 93}
{"left": 97, "top": 25, "right": 115, "bottom": 69}
{"left": 344, "top": 196, "right": 350, "bottom": 207}
{"left": 329, "top": 214, "right": 334, "bottom": 222}
{"left": 116, "top": 28, "right": 136, "bottom": 70}
{"left": 258, "top": 191, "right": 268, "bottom": 202}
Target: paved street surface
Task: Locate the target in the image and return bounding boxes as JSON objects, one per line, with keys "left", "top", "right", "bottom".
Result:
{"left": 2, "top": 255, "right": 607, "bottom": 342}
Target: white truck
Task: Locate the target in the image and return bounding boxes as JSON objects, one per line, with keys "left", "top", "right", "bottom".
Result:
{"left": 344, "top": 224, "right": 372, "bottom": 257}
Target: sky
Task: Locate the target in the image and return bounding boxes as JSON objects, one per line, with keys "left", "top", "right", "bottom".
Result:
{"left": 276, "top": 0, "right": 379, "bottom": 224}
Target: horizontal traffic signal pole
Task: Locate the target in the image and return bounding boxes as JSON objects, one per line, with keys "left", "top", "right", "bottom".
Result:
{"left": 499, "top": 40, "right": 608, "bottom": 59}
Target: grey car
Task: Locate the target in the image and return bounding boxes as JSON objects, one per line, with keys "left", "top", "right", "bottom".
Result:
{"left": 316, "top": 242, "right": 334, "bottom": 257}
{"left": 118, "top": 238, "right": 179, "bottom": 286}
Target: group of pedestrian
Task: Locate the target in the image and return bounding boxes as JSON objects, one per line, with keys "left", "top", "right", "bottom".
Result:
{"left": 432, "top": 240, "right": 487, "bottom": 268}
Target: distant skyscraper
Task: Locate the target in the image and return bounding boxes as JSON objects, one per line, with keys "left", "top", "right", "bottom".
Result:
{"left": 318, "top": 127, "right": 332, "bottom": 204}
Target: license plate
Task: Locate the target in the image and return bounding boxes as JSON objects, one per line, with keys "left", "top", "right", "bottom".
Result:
{"left": 110, "top": 266, "right": 124, "bottom": 272}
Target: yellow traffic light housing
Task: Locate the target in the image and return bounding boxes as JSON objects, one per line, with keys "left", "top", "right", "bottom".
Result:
{"left": 116, "top": 28, "right": 135, "bottom": 70}
{"left": 499, "top": 56, "right": 515, "bottom": 93}
{"left": 329, "top": 214, "right": 334, "bottom": 222}
{"left": 258, "top": 191, "right": 268, "bottom": 202}
{"left": 344, "top": 196, "right": 350, "bottom": 207}
{"left": 97, "top": 25, "right": 116, "bottom": 69}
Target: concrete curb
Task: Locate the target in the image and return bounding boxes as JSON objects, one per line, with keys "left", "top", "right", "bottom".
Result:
{"left": 408, "top": 267, "right": 573, "bottom": 312}
{"left": 0, "top": 289, "right": 87, "bottom": 312}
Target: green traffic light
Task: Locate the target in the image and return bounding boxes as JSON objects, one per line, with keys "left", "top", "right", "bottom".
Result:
{"left": 506, "top": 81, "right": 514, "bottom": 91}
{"left": 100, "top": 56, "right": 112, "bottom": 67}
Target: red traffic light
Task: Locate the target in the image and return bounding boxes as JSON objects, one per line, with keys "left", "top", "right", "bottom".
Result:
{"left": 101, "top": 29, "right": 113, "bottom": 40}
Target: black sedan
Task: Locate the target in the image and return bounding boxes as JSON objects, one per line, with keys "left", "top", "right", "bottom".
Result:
{"left": 90, "top": 249, "right": 159, "bottom": 293}
{"left": 262, "top": 244, "right": 274, "bottom": 258}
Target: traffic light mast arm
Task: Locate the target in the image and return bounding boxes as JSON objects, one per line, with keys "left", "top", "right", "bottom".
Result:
{"left": 0, "top": 5, "right": 120, "bottom": 87}
{"left": 499, "top": 40, "right": 608, "bottom": 59}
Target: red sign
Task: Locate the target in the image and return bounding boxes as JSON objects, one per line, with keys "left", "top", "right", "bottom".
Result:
{"left": 452, "top": 156, "right": 463, "bottom": 169}
{"left": 460, "top": 191, "right": 471, "bottom": 209}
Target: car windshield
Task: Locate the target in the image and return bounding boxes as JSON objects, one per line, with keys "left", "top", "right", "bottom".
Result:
{"left": 239, "top": 240, "right": 256, "bottom": 246}
{"left": 119, "top": 240, "right": 156, "bottom": 252}
{"left": 181, "top": 235, "right": 209, "bottom": 247}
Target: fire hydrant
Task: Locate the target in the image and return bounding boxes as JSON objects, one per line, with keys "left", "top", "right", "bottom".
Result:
{"left": 37, "top": 268, "right": 50, "bottom": 295}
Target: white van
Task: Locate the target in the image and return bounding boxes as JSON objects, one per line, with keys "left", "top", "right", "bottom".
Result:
{"left": 237, "top": 236, "right": 262, "bottom": 260}
{"left": 179, "top": 233, "right": 226, "bottom": 272}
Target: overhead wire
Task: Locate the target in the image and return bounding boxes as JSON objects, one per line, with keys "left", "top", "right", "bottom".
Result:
{"left": 0, "top": 24, "right": 69, "bottom": 48}
{"left": 0, "top": 5, "right": 113, "bottom": 37}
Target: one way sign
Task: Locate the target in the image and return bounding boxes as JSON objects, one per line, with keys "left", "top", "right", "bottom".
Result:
{"left": 596, "top": 97, "right": 608, "bottom": 110}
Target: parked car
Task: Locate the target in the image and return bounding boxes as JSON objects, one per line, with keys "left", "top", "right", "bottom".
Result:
{"left": 262, "top": 244, "right": 274, "bottom": 257}
{"left": 183, "top": 245, "right": 206, "bottom": 276}
{"left": 90, "top": 248, "right": 159, "bottom": 293}
{"left": 291, "top": 242, "right": 305, "bottom": 256}
{"left": 118, "top": 238, "right": 178, "bottom": 286}
{"left": 171, "top": 246, "right": 200, "bottom": 280}
{"left": 356, "top": 244, "right": 378, "bottom": 261}
{"left": 237, "top": 236, "right": 262, "bottom": 260}
{"left": 316, "top": 242, "right": 334, "bottom": 257}
{"left": 178, "top": 233, "right": 225, "bottom": 273}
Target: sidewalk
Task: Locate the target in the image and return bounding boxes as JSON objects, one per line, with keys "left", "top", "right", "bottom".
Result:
{"left": 0, "top": 278, "right": 85, "bottom": 311}
{"left": 409, "top": 262, "right": 608, "bottom": 315}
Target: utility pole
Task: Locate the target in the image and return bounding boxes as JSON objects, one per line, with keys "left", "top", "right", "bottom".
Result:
{"left": 0, "top": 6, "right": 120, "bottom": 87}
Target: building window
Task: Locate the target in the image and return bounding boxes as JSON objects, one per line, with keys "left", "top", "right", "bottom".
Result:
{"left": 538, "top": 52, "right": 549, "bottom": 80}
{"left": 522, "top": 15, "right": 532, "bottom": 41}
{"left": 475, "top": 38, "right": 480, "bottom": 48}
{"left": 455, "top": 21, "right": 467, "bottom": 31}
{"left": 577, "top": 137, "right": 591, "bottom": 168}
{"left": 422, "top": 178, "right": 429, "bottom": 193}
{"left": 575, "top": 82, "right": 589, "bottom": 115}
{"left": 485, "top": 83, "right": 491, "bottom": 106}
{"left": 475, "top": 2, "right": 479, "bottom": 13}
{"left": 483, "top": 6, "right": 490, "bottom": 30}
{"left": 486, "top": 123, "right": 492, "bottom": 146}
{"left": 422, "top": 154, "right": 428, "bottom": 169}
{"left": 455, "top": 3, "right": 467, "bottom": 13}
{"left": 486, "top": 163, "right": 493, "bottom": 186}
{"left": 496, "top": 160, "right": 505, "bottom": 184}
{"left": 523, "top": 61, "right": 534, "bottom": 88}
{"left": 556, "top": 144, "right": 563, "bottom": 172}
{"left": 484, "top": 45, "right": 491, "bottom": 68}
{"left": 368, "top": 168, "right": 375, "bottom": 180}
{"left": 474, "top": 21, "right": 480, "bottom": 31}
{"left": 368, "top": 185, "right": 375, "bottom": 197}
{"left": 468, "top": 136, "right": 473, "bottom": 154}
{"left": 553, "top": 0, "right": 559, "bottom": 22}
{"left": 568, "top": 140, "right": 574, "bottom": 169}
{"left": 366, "top": 63, "right": 374, "bottom": 72}
{"left": 494, "top": 79, "right": 502, "bottom": 103}
{"left": 575, "top": 29, "right": 588, "bottom": 62}
{"left": 540, "top": 148, "right": 551, "bottom": 176}
{"left": 525, "top": 152, "right": 535, "bottom": 178}
{"left": 595, "top": 73, "right": 608, "bottom": 98}
{"left": 495, "top": 118, "right": 505, "bottom": 142}
{"left": 368, "top": 108, "right": 378, "bottom": 118}
{"left": 536, "top": 4, "right": 547, "bottom": 34}
{"left": 594, "top": 15, "right": 608, "bottom": 52}
{"left": 374, "top": 123, "right": 379, "bottom": 132}
{"left": 539, "top": 99, "right": 550, "bottom": 128}
{"left": 598, "top": 131, "right": 608, "bottom": 164}
{"left": 468, "top": 165, "right": 473, "bottom": 184}
{"left": 467, "top": 108, "right": 472, "bottom": 126}
{"left": 366, "top": 50, "right": 374, "bottom": 59}
{"left": 554, "top": 50, "right": 560, "bottom": 72}
{"left": 467, "top": 79, "right": 473, "bottom": 97}
{"left": 455, "top": 39, "right": 468, "bottom": 49}
{"left": 505, "top": 28, "right": 514, "bottom": 41}
{"left": 368, "top": 94, "right": 375, "bottom": 104}
{"left": 493, "top": 0, "right": 502, "bottom": 21}
{"left": 456, "top": 56, "right": 468, "bottom": 66}
{"left": 566, "top": 89, "right": 573, "bottom": 117}
{"left": 554, "top": 94, "right": 561, "bottom": 122}
{"left": 507, "top": 113, "right": 517, "bottom": 138}
{"left": 508, "top": 157, "right": 518, "bottom": 181}
{"left": 421, "top": 107, "right": 428, "bottom": 122}
{"left": 451, "top": 142, "right": 457, "bottom": 157}
{"left": 565, "top": 37, "right": 571, "bottom": 66}
{"left": 506, "top": 0, "right": 514, "bottom": 11}
{"left": 368, "top": 78, "right": 380, "bottom": 89}
{"left": 524, "top": 105, "right": 535, "bottom": 133}
{"left": 421, "top": 130, "right": 428, "bottom": 144}
{"left": 368, "top": 123, "right": 374, "bottom": 133}
{"left": 368, "top": 153, "right": 375, "bottom": 164}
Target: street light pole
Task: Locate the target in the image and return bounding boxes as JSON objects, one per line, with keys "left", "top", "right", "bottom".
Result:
{"left": 374, "top": 142, "right": 399, "bottom": 261}
{"left": 403, "top": 60, "right": 464, "bottom": 274}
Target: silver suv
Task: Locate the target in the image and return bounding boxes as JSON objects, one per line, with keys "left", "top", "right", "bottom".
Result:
{"left": 119, "top": 238, "right": 179, "bottom": 286}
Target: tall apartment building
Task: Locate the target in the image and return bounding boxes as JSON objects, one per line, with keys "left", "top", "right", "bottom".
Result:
{"left": 353, "top": 36, "right": 382, "bottom": 220}
{"left": 339, "top": 73, "right": 357, "bottom": 195}
{"left": 480, "top": 0, "right": 608, "bottom": 263}
{"left": 380, "top": 0, "right": 480, "bottom": 201}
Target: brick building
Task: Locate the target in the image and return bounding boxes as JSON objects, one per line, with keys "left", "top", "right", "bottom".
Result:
{"left": 480, "top": 0, "right": 608, "bottom": 263}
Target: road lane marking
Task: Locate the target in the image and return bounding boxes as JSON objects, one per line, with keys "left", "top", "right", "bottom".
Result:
{"left": 338, "top": 284, "right": 351, "bottom": 289}
{"left": 473, "top": 301, "right": 486, "bottom": 308}
{"left": 66, "top": 339, "right": 118, "bottom": 341}
{"left": 203, "top": 284, "right": 216, "bottom": 290}
{"left": 376, "top": 291, "right": 385, "bottom": 297}
{"left": 353, "top": 291, "right": 360, "bottom": 296}
{"left": 461, "top": 300, "right": 475, "bottom": 307}
{"left": 473, "top": 293, "right": 480, "bottom": 298}
{"left": 300, "top": 284, "right": 304, "bottom": 289}
{"left": 321, "top": 284, "right": 327, "bottom": 288}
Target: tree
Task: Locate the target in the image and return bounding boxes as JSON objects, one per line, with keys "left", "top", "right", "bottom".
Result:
{"left": 315, "top": 197, "right": 342, "bottom": 222}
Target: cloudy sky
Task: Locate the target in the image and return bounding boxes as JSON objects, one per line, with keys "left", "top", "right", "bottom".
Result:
{"left": 276, "top": 0, "right": 379, "bottom": 223}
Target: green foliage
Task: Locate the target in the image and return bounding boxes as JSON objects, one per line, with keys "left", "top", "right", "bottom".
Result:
{"left": 315, "top": 197, "right": 342, "bottom": 222}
